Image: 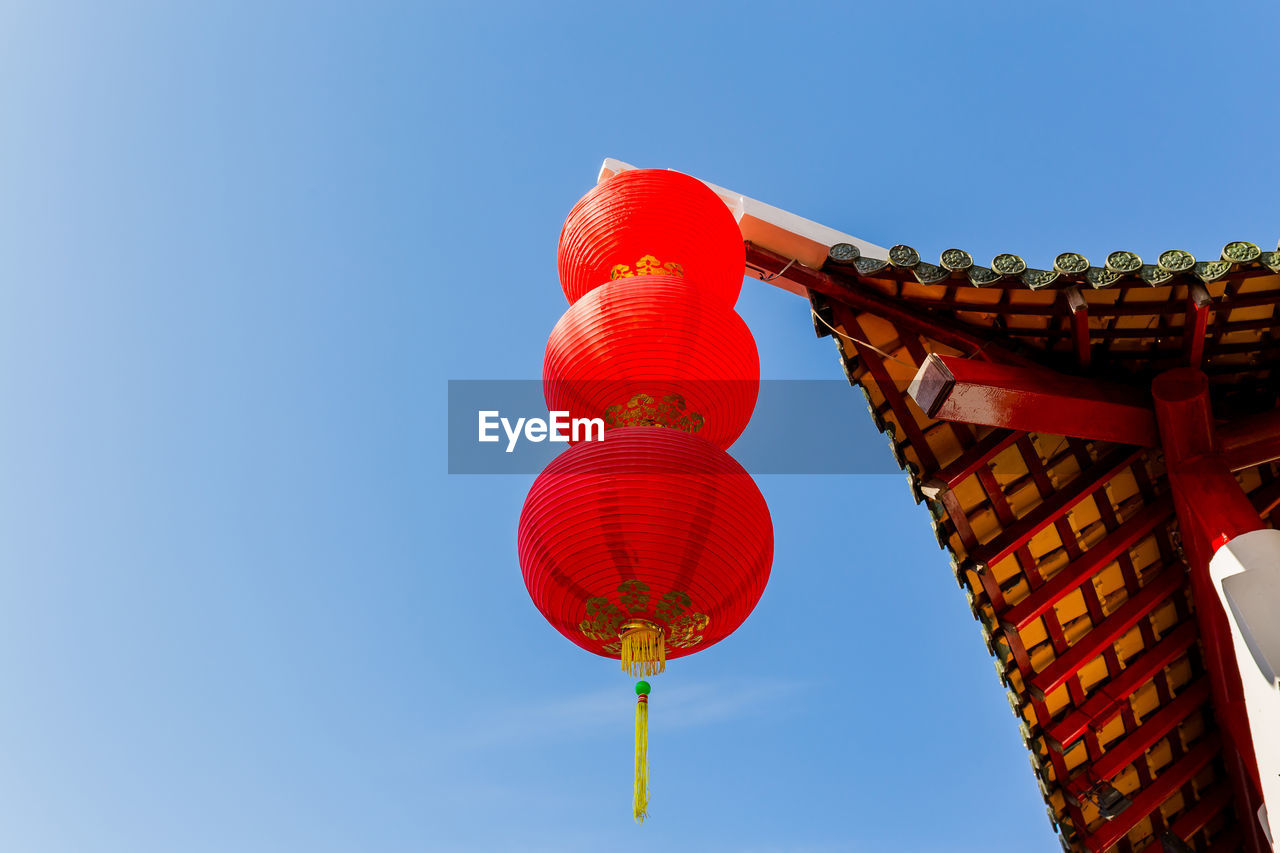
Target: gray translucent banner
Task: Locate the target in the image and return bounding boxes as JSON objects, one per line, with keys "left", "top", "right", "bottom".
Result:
{"left": 447, "top": 380, "right": 902, "bottom": 474}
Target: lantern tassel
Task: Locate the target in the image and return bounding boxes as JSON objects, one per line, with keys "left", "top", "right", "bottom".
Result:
{"left": 620, "top": 621, "right": 665, "bottom": 677}
{"left": 634, "top": 681, "right": 650, "bottom": 823}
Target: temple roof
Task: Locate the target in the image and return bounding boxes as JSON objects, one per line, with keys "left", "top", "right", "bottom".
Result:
{"left": 596, "top": 158, "right": 1279, "bottom": 852}
{"left": 748, "top": 239, "right": 1280, "bottom": 853}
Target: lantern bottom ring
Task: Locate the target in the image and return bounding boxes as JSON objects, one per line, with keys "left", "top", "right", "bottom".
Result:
{"left": 619, "top": 618, "right": 662, "bottom": 637}
{"left": 619, "top": 619, "right": 666, "bottom": 677}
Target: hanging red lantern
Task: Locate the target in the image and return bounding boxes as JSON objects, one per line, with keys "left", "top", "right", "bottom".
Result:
{"left": 532, "top": 163, "right": 771, "bottom": 823}
{"left": 558, "top": 169, "right": 746, "bottom": 307}
{"left": 517, "top": 426, "right": 773, "bottom": 674}
{"left": 543, "top": 276, "right": 760, "bottom": 449}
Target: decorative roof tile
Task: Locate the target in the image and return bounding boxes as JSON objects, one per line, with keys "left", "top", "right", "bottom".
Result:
{"left": 1222, "top": 240, "right": 1260, "bottom": 263}
{"left": 1022, "top": 268, "right": 1059, "bottom": 289}
{"left": 888, "top": 244, "right": 920, "bottom": 267}
{"left": 1158, "top": 249, "right": 1195, "bottom": 273}
{"left": 827, "top": 242, "right": 861, "bottom": 264}
{"left": 940, "top": 248, "right": 973, "bottom": 271}
{"left": 1140, "top": 265, "right": 1173, "bottom": 286}
{"left": 1194, "top": 260, "right": 1231, "bottom": 283}
{"left": 1054, "top": 252, "right": 1089, "bottom": 275}
{"left": 854, "top": 256, "right": 888, "bottom": 276}
{"left": 992, "top": 253, "right": 1027, "bottom": 276}
{"left": 1105, "top": 250, "right": 1143, "bottom": 274}
{"left": 968, "top": 266, "right": 1001, "bottom": 286}
{"left": 823, "top": 240, "right": 1279, "bottom": 290}
{"left": 912, "top": 262, "right": 949, "bottom": 285}
{"left": 1086, "top": 267, "right": 1122, "bottom": 288}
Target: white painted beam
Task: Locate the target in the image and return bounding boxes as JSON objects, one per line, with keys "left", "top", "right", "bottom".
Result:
{"left": 598, "top": 159, "right": 887, "bottom": 284}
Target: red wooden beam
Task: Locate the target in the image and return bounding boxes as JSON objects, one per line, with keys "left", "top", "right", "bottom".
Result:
{"left": 1182, "top": 282, "right": 1211, "bottom": 369}
{"left": 1083, "top": 735, "right": 1221, "bottom": 853}
{"left": 827, "top": 303, "right": 941, "bottom": 473}
{"left": 1030, "top": 567, "right": 1185, "bottom": 701}
{"left": 1045, "top": 621, "right": 1198, "bottom": 753}
{"left": 744, "top": 243, "right": 1040, "bottom": 367}
{"left": 967, "top": 447, "right": 1143, "bottom": 572}
{"left": 919, "top": 428, "right": 1021, "bottom": 498}
{"left": 1168, "top": 783, "right": 1233, "bottom": 843}
{"left": 1065, "top": 679, "right": 1212, "bottom": 797}
{"left": 1248, "top": 475, "right": 1280, "bottom": 519}
{"left": 1209, "top": 826, "right": 1244, "bottom": 852}
{"left": 1219, "top": 409, "right": 1280, "bottom": 472}
{"left": 1000, "top": 497, "right": 1174, "bottom": 633}
{"left": 900, "top": 351, "right": 1280, "bottom": 470}
{"left": 1066, "top": 286, "right": 1092, "bottom": 368}
{"left": 883, "top": 283, "right": 1279, "bottom": 319}
{"left": 1169, "top": 456, "right": 1269, "bottom": 553}
{"left": 908, "top": 353, "right": 1159, "bottom": 446}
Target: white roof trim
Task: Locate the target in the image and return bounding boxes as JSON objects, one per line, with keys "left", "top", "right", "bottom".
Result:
{"left": 599, "top": 158, "right": 888, "bottom": 278}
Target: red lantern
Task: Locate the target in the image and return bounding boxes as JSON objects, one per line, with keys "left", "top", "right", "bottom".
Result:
{"left": 533, "top": 164, "right": 770, "bottom": 823}
{"left": 517, "top": 426, "right": 773, "bottom": 672}
{"left": 558, "top": 169, "right": 746, "bottom": 307}
{"left": 543, "top": 276, "right": 760, "bottom": 449}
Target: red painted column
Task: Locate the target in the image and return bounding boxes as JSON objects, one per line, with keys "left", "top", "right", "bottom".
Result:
{"left": 1151, "top": 368, "right": 1270, "bottom": 853}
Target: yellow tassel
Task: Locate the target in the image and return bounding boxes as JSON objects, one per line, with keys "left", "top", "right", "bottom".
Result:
{"left": 634, "top": 691, "right": 649, "bottom": 823}
{"left": 620, "top": 621, "right": 665, "bottom": 677}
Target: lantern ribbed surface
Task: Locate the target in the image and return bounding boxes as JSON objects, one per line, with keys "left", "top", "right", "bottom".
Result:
{"left": 543, "top": 276, "right": 760, "bottom": 449}
{"left": 557, "top": 169, "right": 746, "bottom": 307}
{"left": 517, "top": 427, "right": 773, "bottom": 662}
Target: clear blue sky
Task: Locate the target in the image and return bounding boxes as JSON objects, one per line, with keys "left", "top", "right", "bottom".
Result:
{"left": 1, "top": 2, "right": 1277, "bottom": 851}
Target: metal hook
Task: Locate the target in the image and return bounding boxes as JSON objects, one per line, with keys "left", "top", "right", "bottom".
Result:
{"left": 760, "top": 257, "right": 798, "bottom": 283}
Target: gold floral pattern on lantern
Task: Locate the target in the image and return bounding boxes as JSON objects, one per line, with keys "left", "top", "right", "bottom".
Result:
{"left": 610, "top": 254, "right": 685, "bottom": 280}
{"left": 617, "top": 580, "right": 651, "bottom": 612}
{"left": 656, "top": 591, "right": 692, "bottom": 621}
{"left": 668, "top": 612, "right": 711, "bottom": 649}
{"left": 578, "top": 581, "right": 709, "bottom": 651}
{"left": 579, "top": 596, "right": 626, "bottom": 641}
{"left": 604, "top": 393, "right": 705, "bottom": 433}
